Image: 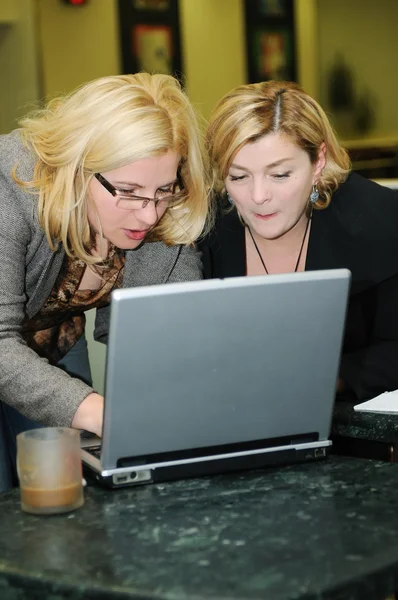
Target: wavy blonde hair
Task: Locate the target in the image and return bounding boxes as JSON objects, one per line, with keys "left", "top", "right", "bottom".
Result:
{"left": 207, "top": 80, "right": 350, "bottom": 209}
{"left": 15, "top": 73, "right": 211, "bottom": 263}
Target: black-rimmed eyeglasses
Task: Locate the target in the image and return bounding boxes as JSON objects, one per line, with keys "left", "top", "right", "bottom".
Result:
{"left": 94, "top": 173, "right": 185, "bottom": 210}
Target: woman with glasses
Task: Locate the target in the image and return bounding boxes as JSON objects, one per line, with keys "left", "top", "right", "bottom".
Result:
{"left": 199, "top": 80, "right": 398, "bottom": 403}
{"left": 0, "top": 73, "right": 210, "bottom": 489}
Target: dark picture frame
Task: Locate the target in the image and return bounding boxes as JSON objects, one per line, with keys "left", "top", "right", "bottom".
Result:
{"left": 244, "top": 0, "right": 296, "bottom": 84}
{"left": 118, "top": 0, "right": 183, "bottom": 81}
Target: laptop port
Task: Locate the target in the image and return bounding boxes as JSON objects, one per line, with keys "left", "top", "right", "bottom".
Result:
{"left": 113, "top": 472, "right": 138, "bottom": 486}
{"left": 314, "top": 448, "right": 326, "bottom": 458}
{"left": 112, "top": 470, "right": 152, "bottom": 486}
{"left": 115, "top": 474, "right": 128, "bottom": 484}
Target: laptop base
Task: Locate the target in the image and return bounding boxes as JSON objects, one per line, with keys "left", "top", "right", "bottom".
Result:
{"left": 83, "top": 443, "right": 330, "bottom": 489}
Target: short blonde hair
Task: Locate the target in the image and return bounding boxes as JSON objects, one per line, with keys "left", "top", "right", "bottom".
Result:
{"left": 207, "top": 80, "right": 350, "bottom": 209}
{"left": 15, "top": 73, "right": 211, "bottom": 262}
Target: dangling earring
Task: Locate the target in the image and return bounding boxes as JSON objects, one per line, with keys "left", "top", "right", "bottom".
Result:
{"left": 226, "top": 192, "right": 234, "bottom": 206}
{"left": 309, "top": 184, "right": 319, "bottom": 204}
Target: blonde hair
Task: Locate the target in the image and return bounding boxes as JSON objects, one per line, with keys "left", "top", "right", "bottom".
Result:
{"left": 14, "top": 73, "right": 211, "bottom": 263}
{"left": 207, "top": 80, "right": 350, "bottom": 209}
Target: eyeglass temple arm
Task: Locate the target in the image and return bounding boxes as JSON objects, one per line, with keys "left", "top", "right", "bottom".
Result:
{"left": 94, "top": 173, "right": 117, "bottom": 196}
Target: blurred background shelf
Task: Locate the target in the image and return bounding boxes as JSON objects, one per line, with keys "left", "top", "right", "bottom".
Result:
{"left": 343, "top": 137, "right": 398, "bottom": 179}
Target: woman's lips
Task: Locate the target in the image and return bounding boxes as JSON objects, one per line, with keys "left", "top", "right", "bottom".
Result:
{"left": 123, "top": 229, "right": 149, "bottom": 240}
{"left": 254, "top": 212, "right": 278, "bottom": 221}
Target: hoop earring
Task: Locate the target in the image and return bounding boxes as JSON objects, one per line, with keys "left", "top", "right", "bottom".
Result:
{"left": 309, "top": 185, "right": 319, "bottom": 204}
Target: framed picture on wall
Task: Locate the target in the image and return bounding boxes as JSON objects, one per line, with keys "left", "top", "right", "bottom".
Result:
{"left": 244, "top": 0, "right": 296, "bottom": 83}
{"left": 132, "top": 24, "right": 173, "bottom": 74}
{"left": 118, "top": 0, "right": 182, "bottom": 80}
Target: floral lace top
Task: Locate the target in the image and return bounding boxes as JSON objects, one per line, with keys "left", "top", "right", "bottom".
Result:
{"left": 22, "top": 246, "right": 125, "bottom": 364}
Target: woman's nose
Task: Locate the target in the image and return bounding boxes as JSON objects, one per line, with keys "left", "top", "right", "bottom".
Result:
{"left": 251, "top": 179, "right": 271, "bottom": 205}
{"left": 136, "top": 201, "right": 159, "bottom": 226}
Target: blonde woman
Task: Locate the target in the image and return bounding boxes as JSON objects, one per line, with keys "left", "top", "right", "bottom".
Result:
{"left": 0, "top": 73, "right": 210, "bottom": 488}
{"left": 199, "top": 80, "right": 398, "bottom": 401}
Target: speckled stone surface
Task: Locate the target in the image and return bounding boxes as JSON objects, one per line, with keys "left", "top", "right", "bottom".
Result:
{"left": 1, "top": 457, "right": 398, "bottom": 599}
{"left": 332, "top": 400, "right": 398, "bottom": 442}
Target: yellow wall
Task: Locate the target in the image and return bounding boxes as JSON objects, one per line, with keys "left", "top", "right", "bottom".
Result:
{"left": 37, "top": 0, "right": 246, "bottom": 119}
{"left": 294, "top": 0, "right": 318, "bottom": 99}
{"left": 179, "top": 0, "right": 246, "bottom": 118}
{"left": 318, "top": 0, "right": 398, "bottom": 137}
{"left": 37, "top": 0, "right": 120, "bottom": 98}
{"left": 0, "top": 0, "right": 18, "bottom": 22}
{"left": 0, "top": 0, "right": 40, "bottom": 133}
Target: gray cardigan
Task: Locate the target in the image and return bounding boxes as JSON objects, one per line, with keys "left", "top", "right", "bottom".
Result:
{"left": 0, "top": 131, "right": 202, "bottom": 426}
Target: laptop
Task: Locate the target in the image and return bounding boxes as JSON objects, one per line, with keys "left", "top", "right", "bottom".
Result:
{"left": 81, "top": 268, "right": 351, "bottom": 488}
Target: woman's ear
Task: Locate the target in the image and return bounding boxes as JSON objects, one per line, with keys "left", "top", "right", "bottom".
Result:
{"left": 313, "top": 142, "right": 327, "bottom": 183}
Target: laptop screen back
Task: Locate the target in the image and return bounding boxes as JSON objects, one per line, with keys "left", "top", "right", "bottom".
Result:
{"left": 101, "top": 269, "right": 350, "bottom": 469}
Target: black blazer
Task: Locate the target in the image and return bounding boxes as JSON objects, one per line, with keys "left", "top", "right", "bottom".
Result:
{"left": 199, "top": 173, "right": 398, "bottom": 401}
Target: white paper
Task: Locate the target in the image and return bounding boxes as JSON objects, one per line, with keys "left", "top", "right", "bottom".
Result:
{"left": 354, "top": 391, "right": 398, "bottom": 414}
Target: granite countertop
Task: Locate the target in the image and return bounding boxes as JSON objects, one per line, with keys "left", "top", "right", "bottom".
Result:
{"left": 332, "top": 400, "right": 398, "bottom": 442}
{"left": 2, "top": 456, "right": 398, "bottom": 599}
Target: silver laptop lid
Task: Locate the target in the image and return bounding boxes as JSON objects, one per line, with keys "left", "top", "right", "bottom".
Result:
{"left": 101, "top": 269, "right": 350, "bottom": 470}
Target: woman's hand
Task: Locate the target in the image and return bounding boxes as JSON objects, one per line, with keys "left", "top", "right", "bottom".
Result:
{"left": 72, "top": 392, "right": 104, "bottom": 437}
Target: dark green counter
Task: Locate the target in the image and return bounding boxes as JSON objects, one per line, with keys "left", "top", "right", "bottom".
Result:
{"left": 332, "top": 400, "right": 398, "bottom": 442}
{"left": 331, "top": 400, "right": 398, "bottom": 461}
{"left": 1, "top": 456, "right": 398, "bottom": 599}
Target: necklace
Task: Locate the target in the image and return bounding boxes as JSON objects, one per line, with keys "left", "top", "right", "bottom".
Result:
{"left": 247, "top": 212, "right": 312, "bottom": 274}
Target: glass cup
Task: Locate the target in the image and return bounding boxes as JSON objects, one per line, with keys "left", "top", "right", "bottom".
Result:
{"left": 16, "top": 427, "right": 84, "bottom": 515}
